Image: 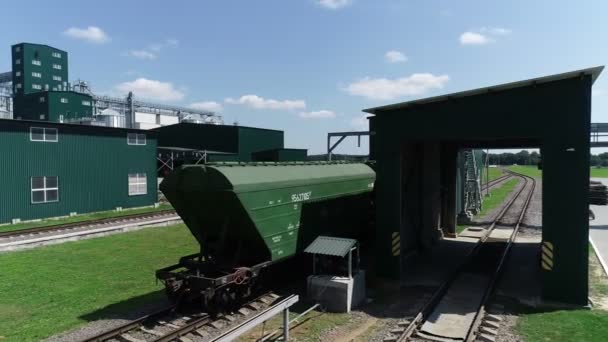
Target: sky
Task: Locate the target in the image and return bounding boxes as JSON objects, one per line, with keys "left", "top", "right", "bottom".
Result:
{"left": 2, "top": 0, "right": 608, "bottom": 154}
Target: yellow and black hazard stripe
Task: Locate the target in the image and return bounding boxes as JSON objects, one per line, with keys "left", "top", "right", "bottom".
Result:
{"left": 541, "top": 241, "right": 554, "bottom": 271}
{"left": 392, "top": 232, "right": 400, "bottom": 256}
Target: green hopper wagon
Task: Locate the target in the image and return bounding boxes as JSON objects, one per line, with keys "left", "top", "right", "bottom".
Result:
{"left": 156, "top": 161, "right": 375, "bottom": 307}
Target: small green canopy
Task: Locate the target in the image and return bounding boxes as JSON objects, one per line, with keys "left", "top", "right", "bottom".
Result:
{"left": 304, "top": 236, "right": 357, "bottom": 257}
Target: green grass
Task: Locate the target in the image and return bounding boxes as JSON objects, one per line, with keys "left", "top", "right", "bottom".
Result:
{"left": 0, "top": 224, "right": 198, "bottom": 341}
{"left": 591, "top": 167, "right": 608, "bottom": 178}
{"left": 515, "top": 244, "right": 608, "bottom": 341}
{"left": 517, "top": 310, "right": 608, "bottom": 341}
{"left": 507, "top": 165, "right": 543, "bottom": 178}
{"left": 0, "top": 203, "right": 174, "bottom": 234}
{"left": 456, "top": 178, "right": 520, "bottom": 234}
{"left": 480, "top": 167, "right": 503, "bottom": 184}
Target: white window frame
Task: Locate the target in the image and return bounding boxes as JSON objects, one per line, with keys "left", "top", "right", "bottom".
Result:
{"left": 32, "top": 59, "right": 41, "bottom": 66}
{"left": 127, "top": 133, "right": 146, "bottom": 145}
{"left": 31, "top": 176, "right": 59, "bottom": 204}
{"left": 52, "top": 64, "right": 62, "bottom": 70}
{"left": 60, "top": 98, "right": 68, "bottom": 104}
{"left": 52, "top": 75, "right": 62, "bottom": 81}
{"left": 15, "top": 71, "right": 21, "bottom": 77}
{"left": 15, "top": 59, "right": 21, "bottom": 65}
{"left": 128, "top": 173, "right": 147, "bottom": 196}
{"left": 32, "top": 84, "right": 42, "bottom": 90}
{"left": 15, "top": 83, "right": 22, "bottom": 89}
{"left": 52, "top": 52, "right": 61, "bottom": 58}
{"left": 15, "top": 46, "right": 20, "bottom": 52}
{"left": 30, "top": 127, "right": 58, "bottom": 142}
{"left": 32, "top": 72, "right": 41, "bottom": 78}
{"left": 82, "top": 100, "right": 91, "bottom": 106}
{"left": 39, "top": 97, "right": 45, "bottom": 103}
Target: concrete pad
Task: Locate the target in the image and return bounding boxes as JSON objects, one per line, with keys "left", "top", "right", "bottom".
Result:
{"left": 401, "top": 238, "right": 478, "bottom": 287}
{"left": 420, "top": 273, "right": 490, "bottom": 339}
{"left": 459, "top": 227, "right": 486, "bottom": 238}
{"left": 487, "top": 228, "right": 514, "bottom": 241}
{"left": 589, "top": 178, "right": 608, "bottom": 275}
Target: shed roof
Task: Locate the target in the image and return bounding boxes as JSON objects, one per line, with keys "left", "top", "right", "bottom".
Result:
{"left": 364, "top": 66, "right": 604, "bottom": 114}
{"left": 304, "top": 236, "right": 357, "bottom": 257}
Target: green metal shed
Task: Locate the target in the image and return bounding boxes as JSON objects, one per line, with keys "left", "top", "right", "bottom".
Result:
{"left": 366, "top": 66, "right": 603, "bottom": 305}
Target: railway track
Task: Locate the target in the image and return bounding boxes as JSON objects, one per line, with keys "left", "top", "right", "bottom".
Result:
{"left": 81, "top": 292, "right": 282, "bottom": 342}
{"left": 0, "top": 209, "right": 180, "bottom": 251}
{"left": 480, "top": 174, "right": 511, "bottom": 192}
{"left": 386, "top": 170, "right": 535, "bottom": 342}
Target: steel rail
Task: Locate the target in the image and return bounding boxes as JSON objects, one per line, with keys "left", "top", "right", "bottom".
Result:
{"left": 464, "top": 172, "right": 536, "bottom": 342}
{"left": 0, "top": 209, "right": 177, "bottom": 239}
{"left": 480, "top": 174, "right": 512, "bottom": 191}
{"left": 395, "top": 170, "right": 532, "bottom": 342}
{"left": 81, "top": 306, "right": 176, "bottom": 342}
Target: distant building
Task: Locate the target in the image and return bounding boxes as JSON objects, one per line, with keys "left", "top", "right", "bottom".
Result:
{"left": 11, "top": 43, "right": 93, "bottom": 122}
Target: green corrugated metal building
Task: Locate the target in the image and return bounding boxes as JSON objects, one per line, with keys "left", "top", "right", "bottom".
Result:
{"left": 154, "top": 123, "right": 287, "bottom": 162}
{"left": 11, "top": 42, "right": 94, "bottom": 122}
{"left": 0, "top": 119, "right": 158, "bottom": 224}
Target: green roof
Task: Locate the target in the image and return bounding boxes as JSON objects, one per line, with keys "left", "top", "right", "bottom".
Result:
{"left": 304, "top": 236, "right": 357, "bottom": 257}
{"left": 182, "top": 162, "right": 375, "bottom": 193}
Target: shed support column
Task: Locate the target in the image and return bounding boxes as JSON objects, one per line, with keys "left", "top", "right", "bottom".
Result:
{"left": 375, "top": 142, "right": 402, "bottom": 280}
{"left": 421, "top": 142, "right": 442, "bottom": 247}
{"left": 541, "top": 140, "right": 590, "bottom": 305}
{"left": 441, "top": 144, "right": 458, "bottom": 236}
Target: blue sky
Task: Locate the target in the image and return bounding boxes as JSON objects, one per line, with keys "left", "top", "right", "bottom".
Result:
{"left": 2, "top": 0, "right": 608, "bottom": 154}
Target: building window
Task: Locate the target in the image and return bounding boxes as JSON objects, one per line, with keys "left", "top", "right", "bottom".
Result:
{"left": 52, "top": 87, "right": 57, "bottom": 91}
{"left": 128, "top": 174, "right": 147, "bottom": 196}
{"left": 32, "top": 84, "right": 42, "bottom": 90}
{"left": 30, "top": 127, "right": 58, "bottom": 142}
{"left": 60, "top": 98, "right": 68, "bottom": 104}
{"left": 32, "top": 59, "right": 41, "bottom": 66}
{"left": 32, "top": 72, "right": 41, "bottom": 78}
{"left": 39, "top": 114, "right": 46, "bottom": 120}
{"left": 15, "top": 59, "right": 21, "bottom": 65}
{"left": 15, "top": 46, "right": 20, "bottom": 52}
{"left": 52, "top": 52, "right": 61, "bottom": 58}
{"left": 52, "top": 64, "right": 62, "bottom": 70}
{"left": 39, "top": 97, "right": 45, "bottom": 103}
{"left": 52, "top": 75, "right": 62, "bottom": 81}
{"left": 127, "top": 133, "right": 146, "bottom": 145}
{"left": 15, "top": 83, "right": 22, "bottom": 89}
{"left": 15, "top": 71, "right": 21, "bottom": 77}
{"left": 82, "top": 100, "right": 91, "bottom": 106}
{"left": 31, "top": 176, "right": 59, "bottom": 204}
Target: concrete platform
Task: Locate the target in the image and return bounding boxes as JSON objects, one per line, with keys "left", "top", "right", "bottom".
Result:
{"left": 420, "top": 273, "right": 490, "bottom": 339}
{"left": 401, "top": 237, "right": 478, "bottom": 287}
{"left": 590, "top": 178, "right": 608, "bottom": 275}
{"left": 307, "top": 271, "right": 366, "bottom": 312}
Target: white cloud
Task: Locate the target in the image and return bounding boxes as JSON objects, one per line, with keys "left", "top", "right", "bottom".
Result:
{"left": 350, "top": 114, "right": 372, "bottom": 130}
{"left": 127, "top": 50, "right": 157, "bottom": 60}
{"left": 64, "top": 26, "right": 109, "bottom": 44}
{"left": 345, "top": 73, "right": 449, "bottom": 100}
{"left": 317, "top": 0, "right": 352, "bottom": 10}
{"left": 299, "top": 110, "right": 336, "bottom": 119}
{"left": 115, "top": 78, "right": 185, "bottom": 101}
{"left": 127, "top": 39, "right": 179, "bottom": 60}
{"left": 385, "top": 50, "right": 408, "bottom": 63}
{"left": 460, "top": 27, "right": 512, "bottom": 45}
{"left": 225, "top": 95, "right": 306, "bottom": 110}
{"left": 190, "top": 101, "right": 223, "bottom": 112}
{"left": 460, "top": 32, "right": 492, "bottom": 45}
{"left": 480, "top": 27, "right": 512, "bottom": 35}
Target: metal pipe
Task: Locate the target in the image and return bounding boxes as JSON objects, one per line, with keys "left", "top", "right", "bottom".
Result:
{"left": 258, "top": 304, "right": 321, "bottom": 342}
{"left": 283, "top": 308, "right": 289, "bottom": 341}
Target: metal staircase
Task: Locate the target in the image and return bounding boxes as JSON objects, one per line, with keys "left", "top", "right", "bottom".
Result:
{"left": 463, "top": 150, "right": 482, "bottom": 215}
